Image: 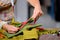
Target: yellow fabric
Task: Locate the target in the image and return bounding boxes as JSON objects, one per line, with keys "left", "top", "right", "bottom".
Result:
{"left": 0, "top": 28, "right": 38, "bottom": 40}
{"left": 23, "top": 28, "right": 38, "bottom": 39}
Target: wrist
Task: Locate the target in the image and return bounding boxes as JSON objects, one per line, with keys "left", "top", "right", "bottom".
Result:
{"left": 2, "top": 24, "right": 8, "bottom": 30}
{"left": 34, "top": 5, "right": 41, "bottom": 8}
{"left": 35, "top": 6, "right": 41, "bottom": 11}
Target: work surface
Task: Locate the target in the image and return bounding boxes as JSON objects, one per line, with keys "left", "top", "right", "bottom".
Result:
{"left": 0, "top": 28, "right": 60, "bottom": 40}
{"left": 39, "top": 34, "right": 60, "bottom": 40}
{"left": 39, "top": 28, "right": 60, "bottom": 40}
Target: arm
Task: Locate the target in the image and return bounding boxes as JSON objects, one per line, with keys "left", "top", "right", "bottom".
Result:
{"left": 27, "top": 0, "right": 43, "bottom": 20}
{"left": 27, "top": 0, "right": 41, "bottom": 8}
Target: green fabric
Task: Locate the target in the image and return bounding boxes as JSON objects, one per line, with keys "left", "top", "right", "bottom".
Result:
{"left": 3, "top": 24, "right": 42, "bottom": 38}
{"left": 38, "top": 29, "right": 58, "bottom": 36}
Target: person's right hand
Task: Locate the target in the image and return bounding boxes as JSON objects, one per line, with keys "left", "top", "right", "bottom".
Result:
{"left": 3, "top": 24, "right": 19, "bottom": 34}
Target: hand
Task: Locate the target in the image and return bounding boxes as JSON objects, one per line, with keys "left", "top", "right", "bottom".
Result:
{"left": 3, "top": 24, "right": 19, "bottom": 34}
{"left": 31, "top": 7, "right": 43, "bottom": 20}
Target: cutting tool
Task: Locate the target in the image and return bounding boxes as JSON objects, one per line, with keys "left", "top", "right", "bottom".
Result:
{"left": 18, "top": 18, "right": 34, "bottom": 30}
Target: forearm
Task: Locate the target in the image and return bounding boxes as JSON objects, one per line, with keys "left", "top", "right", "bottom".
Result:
{"left": 27, "top": 0, "right": 41, "bottom": 8}
{"left": 27, "top": 0, "right": 43, "bottom": 21}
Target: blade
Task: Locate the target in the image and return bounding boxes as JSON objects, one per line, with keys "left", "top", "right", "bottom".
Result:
{"left": 18, "top": 18, "right": 34, "bottom": 30}
{"left": 18, "top": 20, "right": 28, "bottom": 30}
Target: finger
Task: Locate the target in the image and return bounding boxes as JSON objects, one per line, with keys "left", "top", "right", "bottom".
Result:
{"left": 39, "top": 12, "right": 42, "bottom": 16}
{"left": 11, "top": 28, "right": 19, "bottom": 32}
{"left": 8, "top": 29, "right": 18, "bottom": 33}
{"left": 9, "top": 29, "right": 17, "bottom": 32}
{"left": 13, "top": 28, "right": 19, "bottom": 31}
{"left": 40, "top": 12, "right": 44, "bottom": 15}
{"left": 11, "top": 27, "right": 18, "bottom": 30}
{"left": 8, "top": 31, "right": 15, "bottom": 34}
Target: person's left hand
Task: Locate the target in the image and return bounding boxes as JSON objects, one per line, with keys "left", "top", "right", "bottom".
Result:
{"left": 3, "top": 24, "right": 19, "bottom": 34}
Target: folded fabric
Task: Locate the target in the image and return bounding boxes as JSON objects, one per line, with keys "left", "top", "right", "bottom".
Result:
{"left": 3, "top": 24, "right": 42, "bottom": 38}
{"left": 0, "top": 28, "right": 39, "bottom": 40}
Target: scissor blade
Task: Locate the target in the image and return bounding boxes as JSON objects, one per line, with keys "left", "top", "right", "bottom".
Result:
{"left": 18, "top": 21, "right": 28, "bottom": 30}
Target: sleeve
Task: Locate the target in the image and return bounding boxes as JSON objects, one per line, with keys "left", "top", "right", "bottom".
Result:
{"left": 0, "top": 21, "right": 7, "bottom": 29}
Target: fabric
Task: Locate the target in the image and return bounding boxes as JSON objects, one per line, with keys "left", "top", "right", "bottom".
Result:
{"left": 0, "top": 28, "right": 38, "bottom": 40}
{"left": 0, "top": 21, "right": 7, "bottom": 29}
{"left": 4, "top": 24, "right": 41, "bottom": 38}
{"left": 0, "top": 0, "right": 11, "bottom": 4}
{"left": 0, "top": 0, "right": 14, "bottom": 23}
{"left": 0, "top": 7, "right": 14, "bottom": 22}
{"left": 23, "top": 28, "right": 38, "bottom": 39}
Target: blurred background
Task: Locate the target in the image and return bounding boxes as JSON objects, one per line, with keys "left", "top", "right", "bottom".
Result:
{"left": 14, "top": 0, "right": 60, "bottom": 28}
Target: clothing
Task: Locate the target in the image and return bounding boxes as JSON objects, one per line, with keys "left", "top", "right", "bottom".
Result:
{"left": 0, "top": 0, "right": 14, "bottom": 23}
{"left": 0, "top": 0, "right": 11, "bottom": 4}
{"left": 0, "top": 7, "right": 14, "bottom": 23}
